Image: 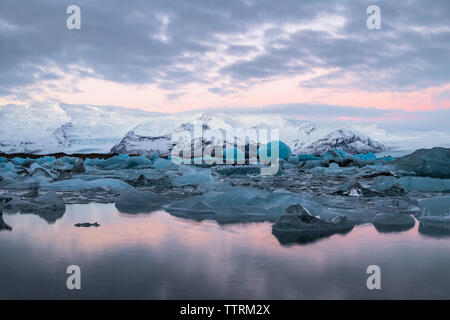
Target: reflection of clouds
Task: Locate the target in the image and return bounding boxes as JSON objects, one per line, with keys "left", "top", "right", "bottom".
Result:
{"left": 2, "top": 204, "right": 450, "bottom": 298}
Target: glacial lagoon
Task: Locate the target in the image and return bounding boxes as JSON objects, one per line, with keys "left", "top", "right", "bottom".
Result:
{"left": 1, "top": 203, "right": 450, "bottom": 299}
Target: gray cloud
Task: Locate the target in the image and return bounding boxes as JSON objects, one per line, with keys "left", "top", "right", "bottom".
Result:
{"left": 0, "top": 0, "right": 449, "bottom": 97}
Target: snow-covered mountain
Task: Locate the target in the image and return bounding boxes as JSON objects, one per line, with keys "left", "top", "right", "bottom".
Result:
{"left": 0, "top": 103, "right": 158, "bottom": 154}
{"left": 111, "top": 112, "right": 386, "bottom": 156}
{"left": 0, "top": 103, "right": 387, "bottom": 156}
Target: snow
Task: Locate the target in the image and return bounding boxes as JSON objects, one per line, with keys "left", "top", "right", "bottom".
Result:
{"left": 0, "top": 103, "right": 387, "bottom": 156}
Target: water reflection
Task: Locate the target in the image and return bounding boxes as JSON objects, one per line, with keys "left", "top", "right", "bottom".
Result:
{"left": 0, "top": 211, "right": 12, "bottom": 231}
{"left": 373, "top": 222, "right": 415, "bottom": 234}
{"left": 1, "top": 203, "right": 450, "bottom": 299}
{"left": 272, "top": 227, "right": 354, "bottom": 246}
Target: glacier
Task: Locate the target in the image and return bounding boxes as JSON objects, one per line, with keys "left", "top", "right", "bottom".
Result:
{"left": 0, "top": 103, "right": 388, "bottom": 156}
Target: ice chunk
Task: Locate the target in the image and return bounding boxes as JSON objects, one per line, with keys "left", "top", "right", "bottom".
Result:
{"left": 417, "top": 196, "right": 450, "bottom": 222}
{"left": 272, "top": 204, "right": 354, "bottom": 245}
{"left": 45, "top": 178, "right": 133, "bottom": 191}
{"left": 115, "top": 190, "right": 163, "bottom": 214}
{"left": 4, "top": 191, "right": 66, "bottom": 223}
{"left": 297, "top": 154, "right": 320, "bottom": 162}
{"left": 372, "top": 175, "right": 450, "bottom": 193}
{"left": 222, "top": 147, "right": 245, "bottom": 163}
{"left": 164, "top": 185, "right": 335, "bottom": 224}
{"left": 171, "top": 167, "right": 215, "bottom": 186}
{"left": 287, "top": 156, "right": 299, "bottom": 163}
{"left": 258, "top": 140, "right": 292, "bottom": 161}
{"left": 418, "top": 221, "right": 450, "bottom": 238}
{"left": 354, "top": 152, "right": 377, "bottom": 161}
{"left": 154, "top": 158, "right": 175, "bottom": 171}
{"left": 22, "top": 182, "right": 40, "bottom": 198}
{"left": 372, "top": 213, "right": 415, "bottom": 233}
{"left": 398, "top": 177, "right": 450, "bottom": 193}
{"left": 394, "top": 147, "right": 450, "bottom": 178}
{"left": 122, "top": 155, "right": 153, "bottom": 169}
{"left": 71, "top": 158, "right": 85, "bottom": 174}
{"left": 322, "top": 149, "right": 351, "bottom": 161}
{"left": 217, "top": 166, "right": 260, "bottom": 176}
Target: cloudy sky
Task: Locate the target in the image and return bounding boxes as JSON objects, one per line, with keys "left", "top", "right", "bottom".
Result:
{"left": 0, "top": 0, "right": 449, "bottom": 139}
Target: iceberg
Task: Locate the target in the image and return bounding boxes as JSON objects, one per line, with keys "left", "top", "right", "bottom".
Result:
{"left": 372, "top": 212, "right": 415, "bottom": 233}
{"left": 272, "top": 204, "right": 354, "bottom": 245}
{"left": 3, "top": 191, "right": 66, "bottom": 223}
{"left": 115, "top": 190, "right": 163, "bottom": 214}
{"left": 372, "top": 176, "right": 450, "bottom": 193}
{"left": 394, "top": 147, "right": 450, "bottom": 178}
{"left": 45, "top": 178, "right": 133, "bottom": 191}
{"left": 417, "top": 196, "right": 450, "bottom": 222}
{"left": 258, "top": 141, "right": 292, "bottom": 161}
{"left": 222, "top": 147, "right": 245, "bottom": 163}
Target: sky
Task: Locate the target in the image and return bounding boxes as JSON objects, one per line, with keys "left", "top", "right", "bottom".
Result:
{"left": 0, "top": 0, "right": 449, "bottom": 138}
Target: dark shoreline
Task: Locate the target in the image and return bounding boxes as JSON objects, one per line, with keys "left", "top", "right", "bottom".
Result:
{"left": 0, "top": 152, "right": 140, "bottom": 160}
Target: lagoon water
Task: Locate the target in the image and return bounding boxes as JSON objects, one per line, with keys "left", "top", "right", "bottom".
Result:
{"left": 1, "top": 203, "right": 450, "bottom": 299}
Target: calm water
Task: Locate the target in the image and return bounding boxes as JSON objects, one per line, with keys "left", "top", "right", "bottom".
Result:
{"left": 1, "top": 203, "right": 450, "bottom": 299}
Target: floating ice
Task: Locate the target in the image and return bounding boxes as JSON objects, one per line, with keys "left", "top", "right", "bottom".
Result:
{"left": 394, "top": 147, "right": 450, "bottom": 178}
{"left": 3, "top": 191, "right": 66, "bottom": 223}
{"left": 417, "top": 196, "right": 450, "bottom": 222}
{"left": 216, "top": 165, "right": 260, "bottom": 176}
{"left": 45, "top": 178, "right": 133, "bottom": 191}
{"left": 372, "top": 176, "right": 450, "bottom": 193}
{"left": 258, "top": 141, "right": 292, "bottom": 161}
{"left": 164, "top": 185, "right": 341, "bottom": 223}
{"left": 272, "top": 204, "right": 354, "bottom": 245}
{"left": 170, "top": 166, "right": 215, "bottom": 187}
{"left": 372, "top": 212, "right": 415, "bottom": 233}
{"left": 322, "top": 149, "right": 351, "bottom": 161}
{"left": 222, "top": 147, "right": 245, "bottom": 163}
{"left": 71, "top": 158, "right": 85, "bottom": 173}
{"left": 354, "top": 152, "right": 377, "bottom": 161}
{"left": 297, "top": 154, "right": 320, "bottom": 162}
{"left": 115, "top": 189, "right": 163, "bottom": 214}
{"left": 154, "top": 158, "right": 175, "bottom": 171}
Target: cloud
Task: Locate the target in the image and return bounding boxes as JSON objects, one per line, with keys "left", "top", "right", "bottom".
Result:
{"left": 0, "top": 0, "right": 449, "bottom": 100}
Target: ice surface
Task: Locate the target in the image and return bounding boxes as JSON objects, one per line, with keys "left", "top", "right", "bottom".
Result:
{"left": 154, "top": 158, "right": 175, "bottom": 171}
{"left": 170, "top": 166, "right": 215, "bottom": 187}
{"left": 222, "top": 147, "right": 245, "bottom": 163}
{"left": 3, "top": 191, "right": 66, "bottom": 223}
{"left": 272, "top": 204, "right": 354, "bottom": 245}
{"left": 354, "top": 152, "right": 377, "bottom": 161}
{"left": 394, "top": 147, "right": 450, "bottom": 178}
{"left": 115, "top": 190, "right": 163, "bottom": 214}
{"left": 297, "top": 154, "right": 320, "bottom": 162}
{"left": 45, "top": 178, "right": 133, "bottom": 191}
{"left": 417, "top": 196, "right": 450, "bottom": 222}
{"left": 372, "top": 176, "right": 450, "bottom": 193}
{"left": 372, "top": 212, "right": 415, "bottom": 233}
{"left": 258, "top": 141, "right": 292, "bottom": 161}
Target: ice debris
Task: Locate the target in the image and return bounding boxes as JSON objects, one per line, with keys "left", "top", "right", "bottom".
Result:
{"left": 272, "top": 204, "right": 354, "bottom": 245}
{"left": 394, "top": 147, "right": 450, "bottom": 178}
{"left": 372, "top": 212, "right": 415, "bottom": 233}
